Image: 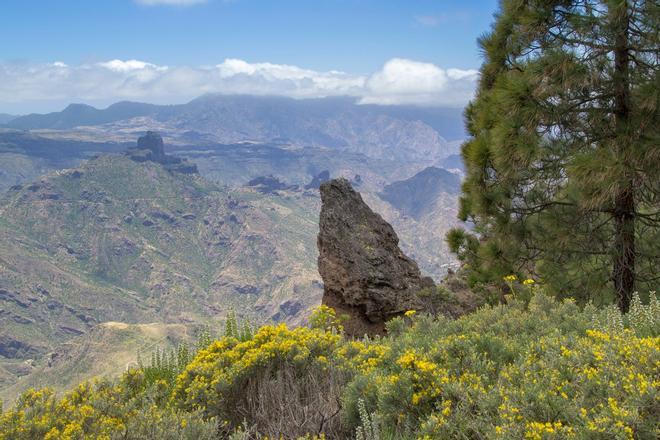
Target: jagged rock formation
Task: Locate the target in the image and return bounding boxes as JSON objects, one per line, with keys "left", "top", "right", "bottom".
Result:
{"left": 136, "top": 131, "right": 166, "bottom": 161}
{"left": 246, "top": 175, "right": 298, "bottom": 194}
{"left": 304, "top": 170, "right": 330, "bottom": 190}
{"left": 126, "top": 131, "right": 198, "bottom": 174}
{"left": 317, "top": 178, "right": 434, "bottom": 337}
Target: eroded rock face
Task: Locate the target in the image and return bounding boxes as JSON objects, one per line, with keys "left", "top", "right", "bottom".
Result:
{"left": 137, "top": 131, "right": 166, "bottom": 161}
{"left": 317, "top": 178, "right": 434, "bottom": 337}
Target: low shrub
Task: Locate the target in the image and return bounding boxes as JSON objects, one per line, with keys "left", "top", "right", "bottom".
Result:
{"left": 172, "top": 323, "right": 351, "bottom": 438}
{"left": 342, "top": 292, "right": 659, "bottom": 439}
{"left": 0, "top": 375, "right": 216, "bottom": 440}
{"left": 2, "top": 292, "right": 657, "bottom": 439}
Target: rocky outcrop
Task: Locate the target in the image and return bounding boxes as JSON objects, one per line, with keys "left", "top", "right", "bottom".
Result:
{"left": 0, "top": 334, "right": 42, "bottom": 359}
{"left": 305, "top": 170, "right": 330, "bottom": 190}
{"left": 126, "top": 131, "right": 198, "bottom": 174}
{"left": 317, "top": 178, "right": 434, "bottom": 337}
{"left": 246, "top": 175, "right": 298, "bottom": 194}
{"left": 137, "top": 131, "right": 166, "bottom": 162}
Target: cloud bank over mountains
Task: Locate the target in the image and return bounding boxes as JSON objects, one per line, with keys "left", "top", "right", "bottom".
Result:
{"left": 0, "top": 58, "right": 478, "bottom": 113}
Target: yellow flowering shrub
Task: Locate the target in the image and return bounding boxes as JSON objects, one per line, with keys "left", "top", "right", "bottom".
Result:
{"left": 493, "top": 330, "right": 658, "bottom": 439}
{"left": 343, "top": 292, "right": 659, "bottom": 439}
{"left": 2, "top": 292, "right": 657, "bottom": 439}
{"left": 0, "top": 377, "right": 215, "bottom": 440}
{"left": 172, "top": 323, "right": 349, "bottom": 436}
{"left": 308, "top": 304, "right": 346, "bottom": 332}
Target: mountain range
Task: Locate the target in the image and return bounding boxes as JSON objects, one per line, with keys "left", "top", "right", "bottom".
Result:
{"left": 0, "top": 114, "right": 16, "bottom": 125}
{"left": 5, "top": 95, "right": 466, "bottom": 142}
{"left": 0, "top": 95, "right": 466, "bottom": 401}
{"left": 0, "top": 150, "right": 323, "bottom": 397}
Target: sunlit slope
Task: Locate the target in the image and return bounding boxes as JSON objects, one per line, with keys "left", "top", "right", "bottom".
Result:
{"left": 0, "top": 155, "right": 321, "bottom": 377}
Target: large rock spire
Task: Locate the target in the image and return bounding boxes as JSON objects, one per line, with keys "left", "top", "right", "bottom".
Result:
{"left": 317, "top": 178, "right": 434, "bottom": 337}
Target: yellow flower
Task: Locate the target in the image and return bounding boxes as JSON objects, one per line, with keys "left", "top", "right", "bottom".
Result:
{"left": 523, "top": 278, "right": 535, "bottom": 285}
{"left": 404, "top": 310, "right": 417, "bottom": 317}
{"left": 441, "top": 400, "right": 452, "bottom": 417}
{"left": 503, "top": 275, "right": 517, "bottom": 282}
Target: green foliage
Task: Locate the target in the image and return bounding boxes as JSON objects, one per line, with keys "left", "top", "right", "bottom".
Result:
{"left": 589, "top": 292, "right": 660, "bottom": 338}
{"left": 343, "top": 292, "right": 659, "bottom": 439}
{"left": 0, "top": 376, "right": 216, "bottom": 440}
{"left": 2, "top": 295, "right": 658, "bottom": 439}
{"left": 355, "top": 399, "right": 381, "bottom": 440}
{"left": 451, "top": 0, "right": 660, "bottom": 311}
{"left": 224, "top": 310, "right": 254, "bottom": 342}
{"left": 172, "top": 323, "right": 350, "bottom": 438}
{"left": 138, "top": 345, "right": 193, "bottom": 388}
{"left": 309, "top": 304, "right": 346, "bottom": 332}
{"left": 138, "top": 313, "right": 253, "bottom": 392}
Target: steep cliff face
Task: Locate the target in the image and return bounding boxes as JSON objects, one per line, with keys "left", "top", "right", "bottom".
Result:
{"left": 317, "top": 178, "right": 434, "bottom": 337}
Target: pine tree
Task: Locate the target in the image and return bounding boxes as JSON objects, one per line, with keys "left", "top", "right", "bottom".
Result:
{"left": 449, "top": 0, "right": 659, "bottom": 311}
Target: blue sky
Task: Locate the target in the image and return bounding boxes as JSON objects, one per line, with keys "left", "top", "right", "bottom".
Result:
{"left": 0, "top": 0, "right": 499, "bottom": 113}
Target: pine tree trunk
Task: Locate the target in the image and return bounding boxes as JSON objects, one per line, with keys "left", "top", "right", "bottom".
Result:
{"left": 611, "top": 2, "right": 635, "bottom": 313}
{"left": 613, "top": 189, "right": 635, "bottom": 313}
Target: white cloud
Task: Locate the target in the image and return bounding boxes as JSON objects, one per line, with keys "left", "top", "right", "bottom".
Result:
{"left": 98, "top": 59, "right": 166, "bottom": 72}
{"left": 135, "top": 0, "right": 207, "bottom": 6}
{"left": 0, "top": 58, "right": 478, "bottom": 113}
{"left": 360, "top": 58, "right": 478, "bottom": 106}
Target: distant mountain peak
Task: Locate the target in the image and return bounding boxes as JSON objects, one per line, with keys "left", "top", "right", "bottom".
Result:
{"left": 246, "top": 175, "right": 298, "bottom": 193}
{"left": 304, "top": 170, "right": 330, "bottom": 190}
{"left": 63, "top": 103, "right": 96, "bottom": 111}
{"left": 379, "top": 166, "right": 461, "bottom": 220}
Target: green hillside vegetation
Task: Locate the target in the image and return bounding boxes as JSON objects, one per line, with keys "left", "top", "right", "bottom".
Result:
{"left": 0, "top": 145, "right": 461, "bottom": 400}
{"left": 0, "top": 322, "right": 190, "bottom": 403}
{"left": 1, "top": 291, "right": 657, "bottom": 439}
{"left": 0, "top": 153, "right": 324, "bottom": 394}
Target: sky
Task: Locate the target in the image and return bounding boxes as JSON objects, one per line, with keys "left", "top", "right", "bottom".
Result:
{"left": 0, "top": 0, "right": 499, "bottom": 114}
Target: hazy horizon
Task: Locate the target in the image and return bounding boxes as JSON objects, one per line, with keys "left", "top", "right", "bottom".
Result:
{"left": 0, "top": 0, "right": 498, "bottom": 114}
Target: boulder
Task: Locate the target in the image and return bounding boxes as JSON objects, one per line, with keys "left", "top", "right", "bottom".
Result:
{"left": 317, "top": 178, "right": 434, "bottom": 337}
